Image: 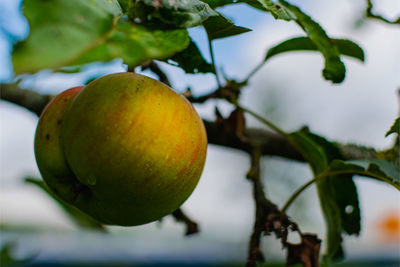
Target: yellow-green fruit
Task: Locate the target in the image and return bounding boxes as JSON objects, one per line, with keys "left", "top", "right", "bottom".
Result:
{"left": 34, "top": 73, "right": 208, "bottom": 226}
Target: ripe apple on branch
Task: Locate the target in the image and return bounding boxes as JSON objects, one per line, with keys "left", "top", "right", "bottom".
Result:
{"left": 34, "top": 72, "right": 208, "bottom": 226}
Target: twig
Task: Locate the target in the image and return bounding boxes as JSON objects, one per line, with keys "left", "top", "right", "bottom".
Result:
{"left": 172, "top": 208, "right": 199, "bottom": 236}
{"left": 245, "top": 146, "right": 321, "bottom": 267}
{"left": 365, "top": 0, "right": 400, "bottom": 25}
{"left": 246, "top": 146, "right": 269, "bottom": 266}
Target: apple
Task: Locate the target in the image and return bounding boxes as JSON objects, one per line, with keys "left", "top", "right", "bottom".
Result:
{"left": 34, "top": 72, "right": 208, "bottom": 226}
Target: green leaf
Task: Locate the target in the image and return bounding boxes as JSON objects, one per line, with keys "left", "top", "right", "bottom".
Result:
{"left": 74, "top": 20, "right": 190, "bottom": 68}
{"left": 385, "top": 117, "right": 400, "bottom": 137}
{"left": 244, "top": 1, "right": 268, "bottom": 11}
{"left": 264, "top": 37, "right": 365, "bottom": 62}
{"left": 166, "top": 39, "right": 214, "bottom": 74}
{"left": 13, "top": 0, "right": 190, "bottom": 74}
{"left": 203, "top": 12, "right": 251, "bottom": 40}
{"left": 344, "top": 159, "right": 400, "bottom": 189}
{"left": 278, "top": 0, "right": 347, "bottom": 83}
{"left": 12, "top": 0, "right": 123, "bottom": 74}
{"left": 129, "top": 0, "right": 218, "bottom": 28}
{"left": 127, "top": 1, "right": 251, "bottom": 40}
{"left": 25, "top": 177, "right": 106, "bottom": 231}
{"left": 333, "top": 39, "right": 365, "bottom": 62}
{"left": 256, "top": 0, "right": 296, "bottom": 21}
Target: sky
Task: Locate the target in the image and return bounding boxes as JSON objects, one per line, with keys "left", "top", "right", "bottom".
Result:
{"left": 0, "top": 0, "right": 400, "bottom": 264}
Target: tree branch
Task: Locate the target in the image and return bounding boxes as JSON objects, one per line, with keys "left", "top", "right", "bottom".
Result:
{"left": 172, "top": 208, "right": 199, "bottom": 236}
{"left": 0, "top": 83, "right": 378, "bottom": 163}
{"left": 0, "top": 83, "right": 52, "bottom": 116}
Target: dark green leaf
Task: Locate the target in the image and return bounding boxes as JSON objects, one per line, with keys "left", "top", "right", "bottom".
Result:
{"left": 315, "top": 176, "right": 344, "bottom": 262}
{"left": 117, "top": 0, "right": 131, "bottom": 12}
{"left": 13, "top": 0, "right": 122, "bottom": 74}
{"left": 256, "top": 0, "right": 295, "bottom": 20}
{"left": 331, "top": 176, "right": 360, "bottom": 236}
{"left": 385, "top": 117, "right": 400, "bottom": 137}
{"left": 304, "top": 131, "right": 342, "bottom": 162}
{"left": 203, "top": 12, "right": 251, "bottom": 40}
{"left": 264, "top": 37, "right": 365, "bottom": 62}
{"left": 277, "top": 0, "right": 346, "bottom": 83}
{"left": 289, "top": 131, "right": 360, "bottom": 261}
{"left": 130, "top": 0, "right": 218, "bottom": 28}
{"left": 202, "top": 0, "right": 234, "bottom": 8}
{"left": 167, "top": 39, "right": 214, "bottom": 74}
{"left": 306, "top": 132, "right": 361, "bottom": 237}
{"left": 288, "top": 131, "right": 328, "bottom": 174}
{"left": 326, "top": 160, "right": 365, "bottom": 174}
{"left": 290, "top": 131, "right": 341, "bottom": 261}
{"left": 202, "top": 0, "right": 264, "bottom": 11}
{"left": 25, "top": 177, "right": 106, "bottom": 231}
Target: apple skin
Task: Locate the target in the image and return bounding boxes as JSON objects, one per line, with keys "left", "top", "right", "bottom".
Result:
{"left": 34, "top": 86, "right": 104, "bottom": 219}
{"left": 34, "top": 72, "right": 208, "bottom": 226}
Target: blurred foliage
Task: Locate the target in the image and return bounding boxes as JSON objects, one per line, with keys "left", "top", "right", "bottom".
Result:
{"left": 288, "top": 130, "right": 400, "bottom": 263}
{"left": 0, "top": 242, "right": 34, "bottom": 267}
{"left": 25, "top": 178, "right": 106, "bottom": 231}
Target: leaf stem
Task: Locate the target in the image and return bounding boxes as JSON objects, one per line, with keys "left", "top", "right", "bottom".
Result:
{"left": 243, "top": 61, "right": 265, "bottom": 83}
{"left": 281, "top": 178, "right": 317, "bottom": 213}
{"left": 207, "top": 35, "right": 222, "bottom": 88}
{"left": 281, "top": 166, "right": 400, "bottom": 213}
{"left": 234, "top": 102, "right": 288, "bottom": 137}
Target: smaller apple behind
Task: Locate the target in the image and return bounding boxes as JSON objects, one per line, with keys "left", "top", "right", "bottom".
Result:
{"left": 34, "top": 72, "right": 208, "bottom": 226}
